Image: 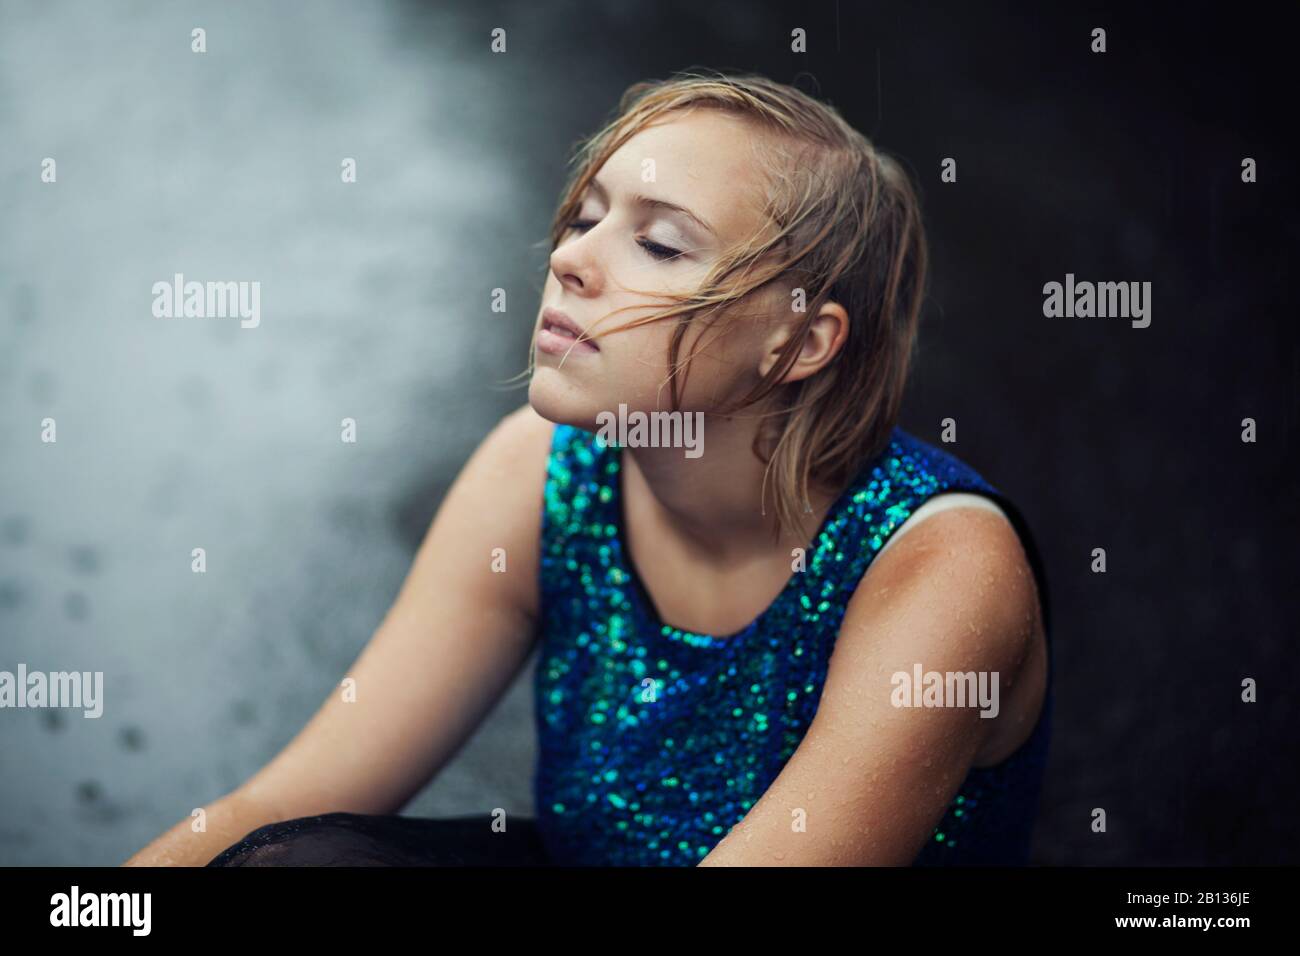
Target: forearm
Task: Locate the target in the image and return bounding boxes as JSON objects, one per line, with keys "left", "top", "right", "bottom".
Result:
{"left": 121, "top": 790, "right": 283, "bottom": 867}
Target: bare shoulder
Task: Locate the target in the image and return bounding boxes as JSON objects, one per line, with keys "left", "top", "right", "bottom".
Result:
{"left": 456, "top": 403, "right": 555, "bottom": 503}
{"left": 478, "top": 402, "right": 557, "bottom": 466}
{"left": 824, "top": 505, "right": 1044, "bottom": 754}
{"left": 424, "top": 403, "right": 556, "bottom": 619}
{"left": 848, "top": 504, "right": 1041, "bottom": 641}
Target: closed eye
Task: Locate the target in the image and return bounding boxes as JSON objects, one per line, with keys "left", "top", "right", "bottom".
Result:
{"left": 565, "top": 219, "right": 685, "bottom": 262}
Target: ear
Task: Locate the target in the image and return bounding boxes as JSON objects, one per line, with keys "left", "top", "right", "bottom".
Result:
{"left": 758, "top": 298, "right": 849, "bottom": 384}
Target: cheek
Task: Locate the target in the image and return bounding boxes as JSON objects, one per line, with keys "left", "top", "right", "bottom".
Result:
{"left": 609, "top": 319, "right": 761, "bottom": 413}
{"left": 674, "top": 341, "right": 759, "bottom": 411}
{"left": 595, "top": 324, "right": 677, "bottom": 405}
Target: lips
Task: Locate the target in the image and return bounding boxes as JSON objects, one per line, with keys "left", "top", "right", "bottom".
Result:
{"left": 538, "top": 306, "right": 599, "bottom": 355}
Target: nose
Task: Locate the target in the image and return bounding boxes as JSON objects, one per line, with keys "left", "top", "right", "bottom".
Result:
{"left": 549, "top": 231, "right": 602, "bottom": 298}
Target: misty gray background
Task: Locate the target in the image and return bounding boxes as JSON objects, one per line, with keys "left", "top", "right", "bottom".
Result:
{"left": 0, "top": 0, "right": 629, "bottom": 865}
{"left": 3, "top": 0, "right": 1296, "bottom": 866}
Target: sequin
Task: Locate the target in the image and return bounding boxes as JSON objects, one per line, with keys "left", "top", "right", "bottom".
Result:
{"left": 533, "top": 424, "right": 1052, "bottom": 865}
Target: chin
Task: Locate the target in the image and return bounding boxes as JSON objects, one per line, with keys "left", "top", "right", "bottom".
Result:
{"left": 527, "top": 368, "right": 601, "bottom": 433}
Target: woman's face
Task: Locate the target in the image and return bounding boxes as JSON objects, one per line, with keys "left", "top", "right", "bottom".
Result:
{"left": 528, "top": 109, "right": 787, "bottom": 430}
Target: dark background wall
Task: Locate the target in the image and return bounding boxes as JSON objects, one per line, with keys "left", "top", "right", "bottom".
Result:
{"left": 0, "top": 0, "right": 1294, "bottom": 865}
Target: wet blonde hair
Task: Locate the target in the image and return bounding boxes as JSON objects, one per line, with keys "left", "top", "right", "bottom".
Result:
{"left": 533, "top": 67, "right": 928, "bottom": 540}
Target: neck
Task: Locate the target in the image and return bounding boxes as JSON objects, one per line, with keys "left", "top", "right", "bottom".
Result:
{"left": 619, "top": 410, "right": 839, "bottom": 563}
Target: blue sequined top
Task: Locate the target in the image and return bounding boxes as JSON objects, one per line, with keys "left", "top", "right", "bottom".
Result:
{"left": 532, "top": 423, "right": 1052, "bottom": 866}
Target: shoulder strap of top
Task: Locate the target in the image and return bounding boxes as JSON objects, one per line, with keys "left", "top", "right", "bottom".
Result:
{"left": 540, "top": 423, "right": 616, "bottom": 582}
{"left": 876, "top": 491, "right": 1010, "bottom": 559}
{"left": 823, "top": 428, "right": 997, "bottom": 586}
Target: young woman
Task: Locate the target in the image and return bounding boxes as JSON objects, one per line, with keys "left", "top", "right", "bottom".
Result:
{"left": 125, "top": 70, "right": 1051, "bottom": 868}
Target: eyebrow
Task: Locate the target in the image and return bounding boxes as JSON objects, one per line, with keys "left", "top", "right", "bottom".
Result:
{"left": 587, "top": 174, "right": 718, "bottom": 239}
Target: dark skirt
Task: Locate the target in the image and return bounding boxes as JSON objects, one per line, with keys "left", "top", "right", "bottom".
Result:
{"left": 205, "top": 812, "right": 551, "bottom": 866}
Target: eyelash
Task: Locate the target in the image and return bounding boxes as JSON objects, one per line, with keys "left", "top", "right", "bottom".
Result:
{"left": 565, "top": 219, "right": 684, "bottom": 262}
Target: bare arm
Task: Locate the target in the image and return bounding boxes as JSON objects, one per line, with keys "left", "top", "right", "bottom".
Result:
{"left": 124, "top": 404, "right": 554, "bottom": 865}
{"left": 122, "top": 790, "right": 287, "bottom": 867}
